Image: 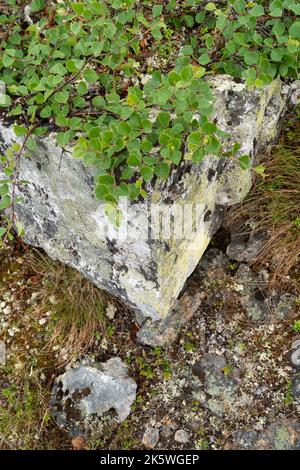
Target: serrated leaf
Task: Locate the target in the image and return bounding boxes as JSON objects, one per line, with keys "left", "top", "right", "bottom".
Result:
{"left": 27, "top": 137, "right": 37, "bottom": 151}
{"left": 98, "top": 174, "right": 115, "bottom": 185}
{"left": 0, "top": 184, "right": 9, "bottom": 196}
{"left": 157, "top": 112, "right": 171, "bottom": 128}
{"left": 168, "top": 70, "right": 181, "bottom": 86}
{"left": 92, "top": 96, "right": 106, "bottom": 107}
{"left": 155, "top": 162, "right": 170, "bottom": 179}
{"left": 30, "top": 0, "right": 45, "bottom": 12}
{"left": 0, "top": 94, "right": 12, "bottom": 108}
{"left": 155, "top": 87, "right": 173, "bottom": 104}
{"left": 192, "top": 148, "right": 205, "bottom": 163}
{"left": 140, "top": 166, "right": 153, "bottom": 181}
{"left": 198, "top": 53, "right": 211, "bottom": 65}
{"left": 95, "top": 183, "right": 110, "bottom": 199}
{"left": 152, "top": 5, "right": 163, "bottom": 17}
{"left": 15, "top": 221, "right": 24, "bottom": 237}
{"left": 55, "top": 115, "right": 69, "bottom": 127}
{"left": 50, "top": 63, "right": 67, "bottom": 75}
{"left": 181, "top": 65, "right": 193, "bottom": 82}
{"left": 254, "top": 165, "right": 265, "bottom": 174}
{"left": 141, "top": 140, "right": 152, "bottom": 152}
{"left": 2, "top": 54, "right": 15, "bottom": 67}
{"left": 244, "top": 51, "right": 259, "bottom": 65}
{"left": 289, "top": 21, "right": 300, "bottom": 39}
{"left": 13, "top": 125, "right": 27, "bottom": 137}
{"left": 0, "top": 195, "right": 11, "bottom": 211}
{"left": 127, "top": 153, "right": 141, "bottom": 167}
{"left": 238, "top": 154, "right": 251, "bottom": 170}
{"left": 84, "top": 68, "right": 98, "bottom": 83}
{"left": 249, "top": 5, "right": 264, "bottom": 17}
{"left": 187, "top": 132, "right": 201, "bottom": 147}
{"left": 56, "top": 131, "right": 72, "bottom": 147}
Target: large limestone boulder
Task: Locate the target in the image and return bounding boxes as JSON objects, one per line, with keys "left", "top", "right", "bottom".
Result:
{"left": 0, "top": 76, "right": 291, "bottom": 344}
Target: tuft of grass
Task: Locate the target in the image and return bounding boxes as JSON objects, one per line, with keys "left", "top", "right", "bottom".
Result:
{"left": 28, "top": 250, "right": 108, "bottom": 366}
{"left": 226, "top": 108, "right": 300, "bottom": 284}
{"left": 0, "top": 247, "right": 112, "bottom": 449}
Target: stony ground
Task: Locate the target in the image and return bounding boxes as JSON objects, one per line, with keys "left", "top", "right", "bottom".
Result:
{"left": 0, "top": 228, "right": 299, "bottom": 450}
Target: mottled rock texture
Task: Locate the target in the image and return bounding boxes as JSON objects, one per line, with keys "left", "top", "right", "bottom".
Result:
{"left": 0, "top": 76, "right": 291, "bottom": 343}
{"left": 50, "top": 357, "right": 137, "bottom": 436}
{"left": 226, "top": 419, "right": 300, "bottom": 450}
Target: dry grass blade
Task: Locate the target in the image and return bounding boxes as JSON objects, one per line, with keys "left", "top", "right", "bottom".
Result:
{"left": 28, "top": 249, "right": 108, "bottom": 366}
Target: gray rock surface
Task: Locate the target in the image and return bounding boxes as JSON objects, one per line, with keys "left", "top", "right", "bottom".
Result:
{"left": 226, "top": 419, "right": 300, "bottom": 450}
{"left": 290, "top": 341, "right": 300, "bottom": 370}
{"left": 142, "top": 426, "right": 160, "bottom": 449}
{"left": 292, "top": 374, "right": 300, "bottom": 399}
{"left": 191, "top": 353, "right": 240, "bottom": 417}
{"left": 234, "top": 264, "right": 296, "bottom": 321}
{"left": 0, "top": 76, "right": 291, "bottom": 343}
{"left": 50, "top": 357, "right": 137, "bottom": 436}
{"left": 226, "top": 232, "right": 265, "bottom": 262}
{"left": 174, "top": 429, "right": 190, "bottom": 444}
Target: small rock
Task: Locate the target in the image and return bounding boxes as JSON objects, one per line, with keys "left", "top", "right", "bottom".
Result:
{"left": 49, "top": 295, "right": 57, "bottom": 305}
{"left": 27, "top": 292, "right": 39, "bottom": 305}
{"left": 289, "top": 339, "right": 300, "bottom": 372}
{"left": 174, "top": 429, "right": 190, "bottom": 444}
{"left": 274, "top": 293, "right": 296, "bottom": 320}
{"left": 226, "top": 232, "right": 264, "bottom": 263}
{"left": 39, "top": 318, "right": 47, "bottom": 326}
{"left": 234, "top": 265, "right": 296, "bottom": 322}
{"left": 207, "top": 398, "right": 225, "bottom": 417}
{"left": 3, "top": 292, "right": 12, "bottom": 302}
{"left": 291, "top": 80, "right": 300, "bottom": 105}
{"left": 290, "top": 345, "right": 300, "bottom": 370}
{"left": 3, "top": 306, "right": 11, "bottom": 315}
{"left": 291, "top": 374, "right": 300, "bottom": 399}
{"left": 71, "top": 436, "right": 86, "bottom": 450}
{"left": 226, "top": 419, "right": 300, "bottom": 450}
{"left": 191, "top": 353, "right": 240, "bottom": 417}
{"left": 197, "top": 249, "right": 229, "bottom": 277}
{"left": 142, "top": 426, "right": 159, "bottom": 449}
{"left": 50, "top": 357, "right": 137, "bottom": 436}
{"left": 161, "top": 425, "right": 174, "bottom": 440}
{"left": 105, "top": 303, "right": 117, "bottom": 320}
{"left": 291, "top": 339, "right": 300, "bottom": 350}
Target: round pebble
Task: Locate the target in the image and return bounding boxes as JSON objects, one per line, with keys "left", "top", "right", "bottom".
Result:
{"left": 174, "top": 429, "right": 190, "bottom": 444}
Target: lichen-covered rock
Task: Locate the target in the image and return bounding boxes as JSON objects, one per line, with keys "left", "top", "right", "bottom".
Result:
{"left": 226, "top": 419, "right": 300, "bottom": 450}
{"left": 292, "top": 374, "right": 300, "bottom": 399}
{"left": 174, "top": 429, "right": 190, "bottom": 444}
{"left": 142, "top": 426, "right": 160, "bottom": 449}
{"left": 290, "top": 340, "right": 300, "bottom": 370}
{"left": 191, "top": 353, "right": 241, "bottom": 417}
{"left": 50, "top": 357, "right": 137, "bottom": 436}
{"left": 226, "top": 232, "right": 265, "bottom": 263}
{"left": 234, "top": 264, "right": 296, "bottom": 322}
{"left": 0, "top": 76, "right": 291, "bottom": 343}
